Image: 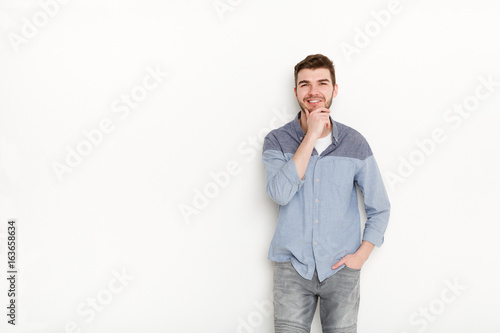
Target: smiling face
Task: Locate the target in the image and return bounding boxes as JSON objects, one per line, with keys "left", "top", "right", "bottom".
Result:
{"left": 294, "top": 68, "right": 337, "bottom": 112}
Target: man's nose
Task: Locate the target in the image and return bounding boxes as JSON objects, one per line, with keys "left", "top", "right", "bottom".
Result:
{"left": 308, "top": 84, "right": 319, "bottom": 95}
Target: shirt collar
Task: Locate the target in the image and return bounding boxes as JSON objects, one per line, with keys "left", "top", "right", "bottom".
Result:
{"left": 293, "top": 110, "right": 339, "bottom": 145}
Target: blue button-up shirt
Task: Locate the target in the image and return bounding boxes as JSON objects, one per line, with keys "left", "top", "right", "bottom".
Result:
{"left": 262, "top": 111, "right": 390, "bottom": 282}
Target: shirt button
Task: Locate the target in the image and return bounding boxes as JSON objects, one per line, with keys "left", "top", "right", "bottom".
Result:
{"left": 316, "top": 179, "right": 319, "bottom": 182}
{"left": 314, "top": 242, "right": 317, "bottom": 245}
{"left": 315, "top": 199, "right": 319, "bottom": 202}
{"left": 315, "top": 220, "right": 318, "bottom": 223}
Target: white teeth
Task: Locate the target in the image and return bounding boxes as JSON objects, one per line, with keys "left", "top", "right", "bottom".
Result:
{"left": 309, "top": 100, "right": 320, "bottom": 103}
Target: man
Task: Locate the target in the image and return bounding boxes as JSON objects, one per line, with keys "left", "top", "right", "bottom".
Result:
{"left": 262, "top": 54, "right": 391, "bottom": 333}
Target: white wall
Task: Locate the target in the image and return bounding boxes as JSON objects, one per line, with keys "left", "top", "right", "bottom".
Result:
{"left": 1, "top": 0, "right": 499, "bottom": 332}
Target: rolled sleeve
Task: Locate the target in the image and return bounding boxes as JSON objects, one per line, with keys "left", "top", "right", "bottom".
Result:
{"left": 355, "top": 154, "right": 391, "bottom": 247}
{"left": 262, "top": 144, "right": 305, "bottom": 206}
{"left": 281, "top": 157, "right": 305, "bottom": 187}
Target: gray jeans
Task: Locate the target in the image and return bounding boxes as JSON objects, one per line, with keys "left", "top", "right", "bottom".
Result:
{"left": 273, "top": 260, "right": 361, "bottom": 333}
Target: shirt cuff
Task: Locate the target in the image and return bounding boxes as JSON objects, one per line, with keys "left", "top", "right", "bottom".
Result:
{"left": 362, "top": 228, "right": 384, "bottom": 247}
{"left": 282, "top": 158, "right": 306, "bottom": 188}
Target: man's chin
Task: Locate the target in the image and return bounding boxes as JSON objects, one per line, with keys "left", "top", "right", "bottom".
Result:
{"left": 307, "top": 104, "right": 323, "bottom": 111}
{"left": 299, "top": 103, "right": 328, "bottom": 114}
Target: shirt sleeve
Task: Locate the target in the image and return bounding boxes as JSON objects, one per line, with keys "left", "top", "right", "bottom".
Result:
{"left": 262, "top": 134, "right": 305, "bottom": 206}
{"left": 354, "top": 152, "right": 391, "bottom": 247}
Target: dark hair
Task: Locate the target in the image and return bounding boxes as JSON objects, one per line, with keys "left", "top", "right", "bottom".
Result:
{"left": 294, "top": 54, "right": 336, "bottom": 87}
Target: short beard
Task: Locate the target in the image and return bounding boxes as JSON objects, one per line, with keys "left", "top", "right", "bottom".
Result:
{"left": 298, "top": 92, "right": 334, "bottom": 114}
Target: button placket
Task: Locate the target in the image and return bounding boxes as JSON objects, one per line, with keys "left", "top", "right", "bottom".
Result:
{"left": 312, "top": 157, "right": 320, "bottom": 249}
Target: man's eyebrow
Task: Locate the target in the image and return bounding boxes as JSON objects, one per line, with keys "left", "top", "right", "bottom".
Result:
{"left": 298, "top": 78, "right": 331, "bottom": 85}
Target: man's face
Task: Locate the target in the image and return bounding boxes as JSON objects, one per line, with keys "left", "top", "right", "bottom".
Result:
{"left": 294, "top": 68, "right": 337, "bottom": 113}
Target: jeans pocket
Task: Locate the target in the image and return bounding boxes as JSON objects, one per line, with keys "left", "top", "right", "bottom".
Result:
{"left": 343, "top": 265, "right": 361, "bottom": 272}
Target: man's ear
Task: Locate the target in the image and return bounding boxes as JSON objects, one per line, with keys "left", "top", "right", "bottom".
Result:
{"left": 294, "top": 86, "right": 297, "bottom": 98}
{"left": 332, "top": 84, "right": 338, "bottom": 98}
